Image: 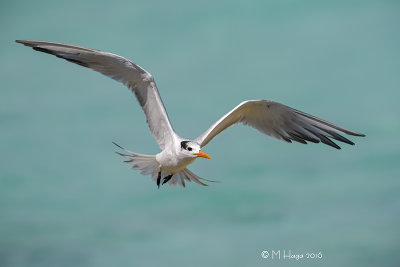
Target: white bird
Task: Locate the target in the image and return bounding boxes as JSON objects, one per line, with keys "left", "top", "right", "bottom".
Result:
{"left": 16, "top": 40, "right": 365, "bottom": 188}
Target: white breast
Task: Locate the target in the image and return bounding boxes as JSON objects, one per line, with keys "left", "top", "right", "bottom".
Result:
{"left": 156, "top": 150, "right": 196, "bottom": 174}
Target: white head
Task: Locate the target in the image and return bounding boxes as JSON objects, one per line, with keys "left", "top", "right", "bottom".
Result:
{"left": 180, "top": 141, "right": 211, "bottom": 159}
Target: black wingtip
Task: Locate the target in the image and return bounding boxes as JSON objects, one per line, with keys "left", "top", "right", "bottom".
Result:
{"left": 325, "top": 140, "right": 341, "bottom": 150}
{"left": 32, "top": 46, "right": 55, "bottom": 55}
{"left": 314, "top": 132, "right": 342, "bottom": 149}
{"left": 313, "top": 125, "right": 355, "bottom": 146}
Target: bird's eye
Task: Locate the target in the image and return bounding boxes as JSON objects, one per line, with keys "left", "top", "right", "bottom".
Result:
{"left": 188, "top": 147, "right": 192, "bottom": 151}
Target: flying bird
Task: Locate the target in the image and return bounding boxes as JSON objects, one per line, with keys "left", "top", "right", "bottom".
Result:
{"left": 16, "top": 40, "right": 365, "bottom": 188}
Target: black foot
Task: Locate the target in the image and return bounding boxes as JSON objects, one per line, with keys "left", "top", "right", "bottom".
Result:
{"left": 162, "top": 174, "right": 173, "bottom": 185}
{"left": 157, "top": 171, "right": 161, "bottom": 188}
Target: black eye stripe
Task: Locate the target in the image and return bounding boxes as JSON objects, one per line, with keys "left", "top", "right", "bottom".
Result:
{"left": 188, "top": 147, "right": 192, "bottom": 151}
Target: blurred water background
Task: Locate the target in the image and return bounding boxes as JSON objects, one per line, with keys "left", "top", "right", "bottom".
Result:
{"left": 1, "top": 0, "right": 399, "bottom": 266}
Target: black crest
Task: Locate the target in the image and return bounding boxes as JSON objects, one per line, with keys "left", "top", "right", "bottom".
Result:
{"left": 180, "top": 141, "right": 190, "bottom": 150}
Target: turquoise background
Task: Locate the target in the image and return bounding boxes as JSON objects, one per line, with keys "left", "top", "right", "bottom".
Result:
{"left": 1, "top": 0, "right": 399, "bottom": 266}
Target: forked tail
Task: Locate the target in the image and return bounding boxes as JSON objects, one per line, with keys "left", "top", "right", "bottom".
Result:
{"left": 113, "top": 142, "right": 217, "bottom": 188}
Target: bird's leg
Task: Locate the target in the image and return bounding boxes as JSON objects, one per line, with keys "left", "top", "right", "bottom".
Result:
{"left": 157, "top": 171, "right": 161, "bottom": 188}
{"left": 162, "top": 174, "right": 173, "bottom": 185}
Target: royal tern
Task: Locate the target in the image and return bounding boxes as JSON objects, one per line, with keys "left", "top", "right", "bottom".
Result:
{"left": 16, "top": 40, "right": 365, "bottom": 188}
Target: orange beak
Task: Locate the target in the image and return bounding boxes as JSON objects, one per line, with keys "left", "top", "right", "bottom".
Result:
{"left": 194, "top": 150, "right": 211, "bottom": 159}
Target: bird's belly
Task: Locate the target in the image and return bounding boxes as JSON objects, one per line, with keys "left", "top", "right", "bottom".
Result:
{"left": 156, "top": 152, "right": 196, "bottom": 174}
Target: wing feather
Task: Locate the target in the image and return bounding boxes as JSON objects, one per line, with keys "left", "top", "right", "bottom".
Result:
{"left": 195, "top": 100, "right": 365, "bottom": 149}
{"left": 16, "top": 40, "right": 176, "bottom": 149}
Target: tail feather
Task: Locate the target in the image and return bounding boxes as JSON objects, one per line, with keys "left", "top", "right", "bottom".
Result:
{"left": 113, "top": 142, "right": 218, "bottom": 188}
{"left": 183, "top": 168, "right": 219, "bottom": 184}
{"left": 170, "top": 168, "right": 219, "bottom": 187}
{"left": 113, "top": 142, "right": 159, "bottom": 176}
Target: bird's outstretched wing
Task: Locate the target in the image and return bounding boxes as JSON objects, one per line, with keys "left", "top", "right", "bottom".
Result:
{"left": 195, "top": 100, "right": 365, "bottom": 149}
{"left": 16, "top": 40, "right": 176, "bottom": 149}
